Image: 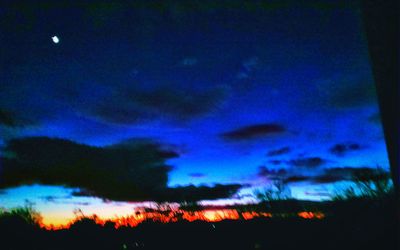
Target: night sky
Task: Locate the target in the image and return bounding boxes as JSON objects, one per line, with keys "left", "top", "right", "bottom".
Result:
{"left": 0, "top": 1, "right": 390, "bottom": 225}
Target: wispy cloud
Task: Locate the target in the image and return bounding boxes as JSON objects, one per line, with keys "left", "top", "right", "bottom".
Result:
{"left": 189, "top": 173, "right": 206, "bottom": 178}
{"left": 288, "top": 157, "right": 327, "bottom": 168}
{"left": 266, "top": 146, "right": 291, "bottom": 156}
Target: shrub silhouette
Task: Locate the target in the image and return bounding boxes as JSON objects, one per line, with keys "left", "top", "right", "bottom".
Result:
{"left": 332, "top": 167, "right": 394, "bottom": 200}
{"left": 0, "top": 205, "right": 42, "bottom": 226}
{"left": 254, "top": 180, "right": 291, "bottom": 202}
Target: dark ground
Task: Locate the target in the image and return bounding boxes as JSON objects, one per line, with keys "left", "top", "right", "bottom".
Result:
{"left": 0, "top": 199, "right": 398, "bottom": 250}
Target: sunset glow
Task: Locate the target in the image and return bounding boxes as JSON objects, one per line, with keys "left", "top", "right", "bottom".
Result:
{"left": 0, "top": 3, "right": 393, "bottom": 248}
{"left": 39, "top": 209, "right": 325, "bottom": 230}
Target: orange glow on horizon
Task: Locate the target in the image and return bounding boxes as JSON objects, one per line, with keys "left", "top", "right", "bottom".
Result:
{"left": 38, "top": 209, "right": 324, "bottom": 230}
{"left": 297, "top": 211, "right": 325, "bottom": 219}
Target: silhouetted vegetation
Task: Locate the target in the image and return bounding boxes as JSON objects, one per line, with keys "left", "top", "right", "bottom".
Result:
{"left": 332, "top": 167, "right": 394, "bottom": 200}
{"left": 178, "top": 201, "right": 202, "bottom": 211}
{"left": 0, "top": 196, "right": 397, "bottom": 250}
{"left": 0, "top": 169, "right": 397, "bottom": 250}
{"left": 0, "top": 205, "right": 42, "bottom": 226}
{"left": 254, "top": 180, "right": 291, "bottom": 202}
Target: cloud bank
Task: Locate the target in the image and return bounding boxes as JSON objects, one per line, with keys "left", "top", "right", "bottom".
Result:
{"left": 0, "top": 137, "right": 242, "bottom": 202}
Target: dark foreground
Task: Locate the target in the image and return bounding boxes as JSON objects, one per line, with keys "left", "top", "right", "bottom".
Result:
{"left": 1, "top": 200, "right": 398, "bottom": 250}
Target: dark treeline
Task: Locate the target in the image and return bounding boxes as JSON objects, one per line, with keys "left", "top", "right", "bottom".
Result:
{"left": 0, "top": 196, "right": 398, "bottom": 250}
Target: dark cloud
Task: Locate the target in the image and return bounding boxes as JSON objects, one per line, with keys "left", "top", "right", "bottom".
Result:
{"left": 153, "top": 184, "right": 243, "bottom": 202}
{"left": 39, "top": 195, "right": 73, "bottom": 203}
{"left": 72, "top": 202, "right": 91, "bottom": 206}
{"left": 288, "top": 157, "right": 327, "bottom": 168}
{"left": 281, "top": 174, "right": 333, "bottom": 184}
{"left": 290, "top": 167, "right": 391, "bottom": 184}
{"left": 90, "top": 85, "right": 229, "bottom": 124}
{"left": 189, "top": 173, "right": 206, "bottom": 178}
{"left": 257, "top": 166, "right": 287, "bottom": 180}
{"left": 71, "top": 190, "right": 98, "bottom": 198}
{"left": 283, "top": 175, "right": 310, "bottom": 184}
{"left": 41, "top": 195, "right": 57, "bottom": 202}
{"left": 309, "top": 167, "right": 363, "bottom": 184}
{"left": 320, "top": 167, "right": 390, "bottom": 183}
{"left": 221, "top": 123, "right": 285, "bottom": 141}
{"left": 134, "top": 86, "right": 228, "bottom": 119}
{"left": 329, "top": 143, "right": 362, "bottom": 156}
{"left": 0, "top": 137, "right": 241, "bottom": 202}
{"left": 1, "top": 58, "right": 230, "bottom": 126}
{"left": 92, "top": 101, "right": 147, "bottom": 125}
{"left": 72, "top": 184, "right": 243, "bottom": 203}
{"left": 311, "top": 174, "right": 344, "bottom": 184}
{"left": 256, "top": 166, "right": 316, "bottom": 184}
{"left": 266, "top": 146, "right": 291, "bottom": 156}
{"left": 40, "top": 195, "right": 91, "bottom": 205}
{"left": 0, "top": 137, "right": 173, "bottom": 201}
{"left": 268, "top": 160, "right": 282, "bottom": 165}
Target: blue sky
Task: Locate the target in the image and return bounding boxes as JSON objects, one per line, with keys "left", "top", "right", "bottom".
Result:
{"left": 0, "top": 1, "right": 390, "bottom": 215}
